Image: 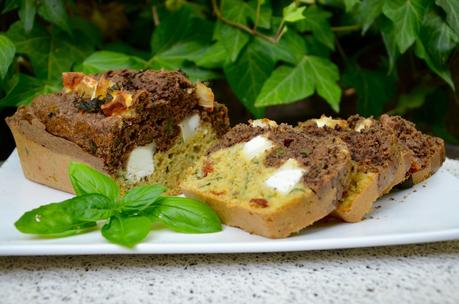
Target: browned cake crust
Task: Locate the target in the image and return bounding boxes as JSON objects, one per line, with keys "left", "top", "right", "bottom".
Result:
{"left": 379, "top": 114, "right": 445, "bottom": 185}
{"left": 16, "top": 70, "right": 228, "bottom": 173}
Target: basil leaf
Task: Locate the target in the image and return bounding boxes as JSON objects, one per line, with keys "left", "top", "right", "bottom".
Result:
{"left": 70, "top": 193, "right": 115, "bottom": 222}
{"left": 120, "top": 184, "right": 166, "bottom": 211}
{"left": 101, "top": 215, "right": 152, "bottom": 248}
{"left": 150, "top": 197, "right": 222, "bottom": 233}
{"left": 15, "top": 196, "right": 100, "bottom": 236}
{"left": 69, "top": 162, "right": 120, "bottom": 201}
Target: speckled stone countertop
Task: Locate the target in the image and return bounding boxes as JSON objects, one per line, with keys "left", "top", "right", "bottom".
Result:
{"left": 1, "top": 159, "right": 459, "bottom": 304}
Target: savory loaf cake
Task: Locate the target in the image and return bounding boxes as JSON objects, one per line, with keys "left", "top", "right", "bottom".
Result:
{"left": 378, "top": 114, "right": 445, "bottom": 186}
{"left": 6, "top": 69, "right": 229, "bottom": 194}
{"left": 181, "top": 119, "right": 352, "bottom": 238}
{"left": 298, "top": 115, "right": 412, "bottom": 222}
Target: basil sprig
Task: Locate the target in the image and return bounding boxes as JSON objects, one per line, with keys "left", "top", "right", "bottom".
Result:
{"left": 15, "top": 162, "right": 222, "bottom": 247}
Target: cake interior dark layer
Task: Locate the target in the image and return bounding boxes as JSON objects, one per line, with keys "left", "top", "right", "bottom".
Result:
{"left": 379, "top": 114, "right": 444, "bottom": 170}
{"left": 299, "top": 117, "right": 399, "bottom": 174}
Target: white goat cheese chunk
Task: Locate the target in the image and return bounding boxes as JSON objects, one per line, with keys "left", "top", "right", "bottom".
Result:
{"left": 242, "top": 135, "right": 274, "bottom": 160}
{"left": 178, "top": 113, "right": 201, "bottom": 142}
{"left": 265, "top": 159, "right": 305, "bottom": 194}
{"left": 125, "top": 143, "right": 155, "bottom": 182}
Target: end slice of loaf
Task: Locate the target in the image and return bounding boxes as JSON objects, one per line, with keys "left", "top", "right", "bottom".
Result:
{"left": 181, "top": 120, "right": 352, "bottom": 238}
{"left": 379, "top": 114, "right": 445, "bottom": 186}
{"left": 6, "top": 70, "right": 230, "bottom": 195}
{"left": 298, "top": 115, "right": 412, "bottom": 222}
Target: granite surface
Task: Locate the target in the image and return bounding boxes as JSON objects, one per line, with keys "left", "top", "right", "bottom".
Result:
{"left": 1, "top": 159, "right": 458, "bottom": 304}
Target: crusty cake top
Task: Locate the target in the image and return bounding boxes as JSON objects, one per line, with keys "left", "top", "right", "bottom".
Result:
{"left": 298, "top": 115, "right": 402, "bottom": 176}
{"left": 10, "top": 69, "right": 229, "bottom": 172}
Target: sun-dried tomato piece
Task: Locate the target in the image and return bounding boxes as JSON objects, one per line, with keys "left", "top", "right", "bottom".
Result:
{"left": 202, "top": 160, "right": 214, "bottom": 177}
{"left": 210, "top": 190, "right": 226, "bottom": 196}
{"left": 101, "top": 91, "right": 133, "bottom": 116}
{"left": 62, "top": 72, "right": 85, "bottom": 90}
{"left": 249, "top": 198, "right": 269, "bottom": 208}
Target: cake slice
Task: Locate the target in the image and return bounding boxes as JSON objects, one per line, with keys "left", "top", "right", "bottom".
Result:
{"left": 6, "top": 69, "right": 229, "bottom": 194}
{"left": 378, "top": 114, "right": 445, "bottom": 186}
{"left": 298, "top": 115, "right": 412, "bottom": 222}
{"left": 181, "top": 119, "right": 352, "bottom": 238}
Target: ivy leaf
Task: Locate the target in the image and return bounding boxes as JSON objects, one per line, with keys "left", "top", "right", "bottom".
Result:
{"left": 247, "top": 0, "right": 272, "bottom": 29}
{"left": 358, "top": 0, "right": 385, "bottom": 33}
{"left": 415, "top": 40, "right": 454, "bottom": 89}
{"left": 283, "top": 3, "right": 306, "bottom": 23}
{"left": 224, "top": 40, "right": 275, "bottom": 117}
{"left": 0, "top": 74, "right": 59, "bottom": 107}
{"left": 151, "top": 7, "right": 213, "bottom": 66}
{"left": 0, "top": 35, "right": 15, "bottom": 79}
{"left": 214, "top": 0, "right": 251, "bottom": 62}
{"left": 2, "top": 0, "right": 18, "bottom": 14}
{"left": 382, "top": 0, "right": 429, "bottom": 53}
{"left": 389, "top": 86, "right": 434, "bottom": 115}
{"left": 153, "top": 41, "right": 208, "bottom": 67}
{"left": 344, "top": 0, "right": 360, "bottom": 12}
{"left": 256, "top": 56, "right": 341, "bottom": 112}
{"left": 436, "top": 0, "right": 459, "bottom": 35}
{"left": 148, "top": 56, "right": 220, "bottom": 82}
{"left": 255, "top": 62, "right": 313, "bottom": 107}
{"left": 81, "top": 51, "right": 146, "bottom": 74}
{"left": 18, "top": 0, "right": 36, "bottom": 33}
{"left": 195, "top": 42, "right": 227, "bottom": 68}
{"left": 37, "top": 0, "right": 71, "bottom": 34}
{"left": 69, "top": 17, "right": 102, "bottom": 48}
{"left": 342, "top": 64, "right": 396, "bottom": 116}
{"left": 254, "top": 30, "right": 306, "bottom": 65}
{"left": 179, "top": 67, "right": 221, "bottom": 82}
{"left": 7, "top": 22, "right": 93, "bottom": 81}
{"left": 304, "top": 36, "right": 332, "bottom": 57}
{"left": 297, "top": 6, "right": 334, "bottom": 50}
{"left": 413, "top": 11, "right": 457, "bottom": 89}
{"left": 381, "top": 17, "right": 399, "bottom": 73}
{"left": 418, "top": 12, "right": 458, "bottom": 65}
{"left": 303, "top": 56, "right": 341, "bottom": 112}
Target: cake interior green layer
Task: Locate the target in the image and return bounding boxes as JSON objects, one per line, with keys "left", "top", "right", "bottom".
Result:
{"left": 183, "top": 141, "right": 311, "bottom": 211}
{"left": 116, "top": 122, "right": 219, "bottom": 195}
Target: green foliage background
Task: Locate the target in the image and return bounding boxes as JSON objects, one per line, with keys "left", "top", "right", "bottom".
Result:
{"left": 0, "top": 0, "right": 458, "bottom": 141}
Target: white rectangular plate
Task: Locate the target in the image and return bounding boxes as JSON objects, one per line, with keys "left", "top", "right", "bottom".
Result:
{"left": 1, "top": 150, "right": 459, "bottom": 256}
